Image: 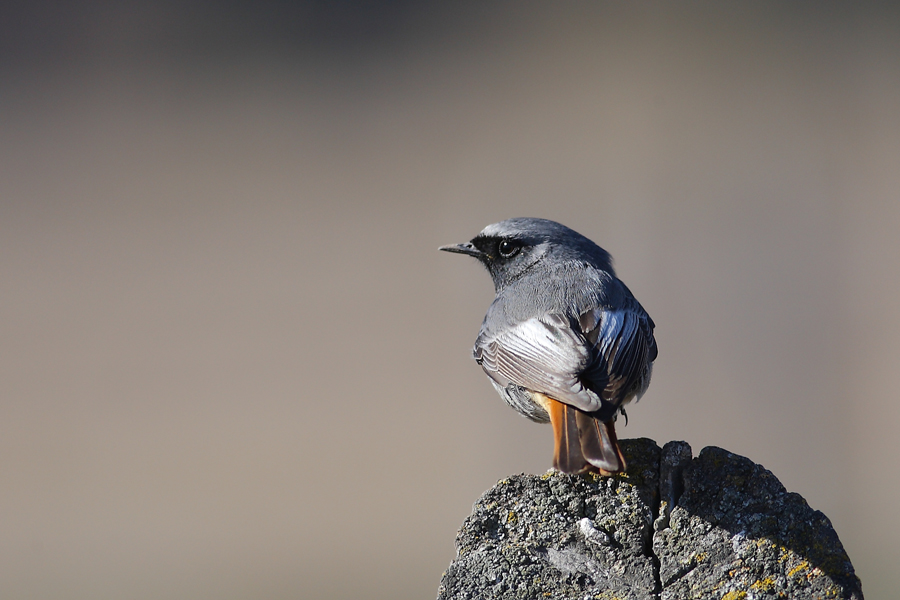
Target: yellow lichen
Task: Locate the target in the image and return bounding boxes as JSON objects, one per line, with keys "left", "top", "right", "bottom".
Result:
{"left": 750, "top": 577, "right": 776, "bottom": 593}
{"left": 788, "top": 561, "right": 809, "bottom": 578}
{"left": 720, "top": 591, "right": 747, "bottom": 600}
{"left": 592, "top": 592, "right": 624, "bottom": 600}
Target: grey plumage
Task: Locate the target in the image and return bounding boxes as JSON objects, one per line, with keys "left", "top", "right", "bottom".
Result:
{"left": 440, "top": 217, "right": 657, "bottom": 474}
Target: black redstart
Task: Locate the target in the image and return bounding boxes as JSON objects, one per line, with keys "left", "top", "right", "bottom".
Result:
{"left": 440, "top": 218, "right": 657, "bottom": 474}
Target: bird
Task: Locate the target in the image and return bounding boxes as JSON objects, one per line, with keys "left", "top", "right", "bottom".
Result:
{"left": 440, "top": 218, "right": 657, "bottom": 475}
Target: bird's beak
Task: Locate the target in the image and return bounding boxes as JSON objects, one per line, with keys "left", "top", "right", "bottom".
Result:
{"left": 439, "top": 242, "right": 484, "bottom": 258}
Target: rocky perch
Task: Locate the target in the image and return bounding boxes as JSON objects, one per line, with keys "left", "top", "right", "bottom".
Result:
{"left": 437, "top": 439, "right": 862, "bottom": 600}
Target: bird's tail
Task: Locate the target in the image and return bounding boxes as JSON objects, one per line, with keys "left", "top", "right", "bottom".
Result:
{"left": 547, "top": 397, "right": 587, "bottom": 473}
{"left": 545, "top": 396, "right": 626, "bottom": 475}
{"left": 576, "top": 410, "right": 627, "bottom": 475}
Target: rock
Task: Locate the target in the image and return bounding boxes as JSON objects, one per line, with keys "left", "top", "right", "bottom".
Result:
{"left": 437, "top": 439, "right": 862, "bottom": 600}
{"left": 654, "top": 444, "right": 862, "bottom": 600}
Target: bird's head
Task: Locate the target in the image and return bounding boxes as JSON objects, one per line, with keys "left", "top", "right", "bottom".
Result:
{"left": 439, "top": 218, "right": 614, "bottom": 292}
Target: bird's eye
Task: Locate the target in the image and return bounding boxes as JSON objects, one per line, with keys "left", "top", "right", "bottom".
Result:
{"left": 498, "top": 240, "right": 519, "bottom": 258}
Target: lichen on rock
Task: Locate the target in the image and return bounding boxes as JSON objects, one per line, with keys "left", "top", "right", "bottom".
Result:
{"left": 437, "top": 439, "right": 862, "bottom": 600}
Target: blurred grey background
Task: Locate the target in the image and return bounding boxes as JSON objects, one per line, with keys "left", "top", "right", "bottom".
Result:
{"left": 1, "top": 2, "right": 897, "bottom": 598}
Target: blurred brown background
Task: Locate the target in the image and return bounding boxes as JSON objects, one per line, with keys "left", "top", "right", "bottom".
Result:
{"left": 1, "top": 2, "right": 897, "bottom": 598}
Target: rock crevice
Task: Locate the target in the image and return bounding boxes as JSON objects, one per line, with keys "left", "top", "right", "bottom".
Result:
{"left": 437, "top": 439, "right": 862, "bottom": 600}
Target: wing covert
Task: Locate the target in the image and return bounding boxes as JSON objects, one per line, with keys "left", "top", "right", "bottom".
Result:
{"left": 475, "top": 313, "right": 606, "bottom": 413}
{"left": 580, "top": 303, "right": 656, "bottom": 405}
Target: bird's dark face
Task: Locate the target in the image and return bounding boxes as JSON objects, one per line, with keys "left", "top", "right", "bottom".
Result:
{"left": 439, "top": 220, "right": 558, "bottom": 291}
{"left": 440, "top": 218, "right": 615, "bottom": 292}
{"left": 446, "top": 234, "right": 542, "bottom": 291}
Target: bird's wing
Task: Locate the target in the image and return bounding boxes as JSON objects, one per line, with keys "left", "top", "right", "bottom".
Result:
{"left": 474, "top": 313, "right": 605, "bottom": 413}
{"left": 579, "top": 302, "right": 656, "bottom": 405}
